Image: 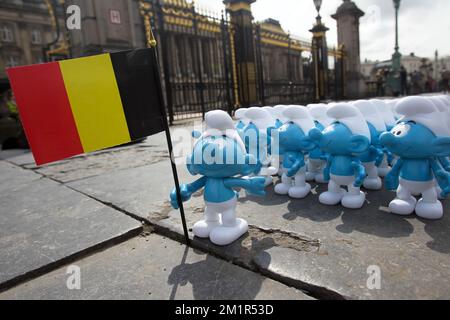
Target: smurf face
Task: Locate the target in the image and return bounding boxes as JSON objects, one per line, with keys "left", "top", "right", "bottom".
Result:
{"left": 187, "top": 136, "right": 257, "bottom": 178}
{"left": 380, "top": 121, "right": 437, "bottom": 158}
{"left": 311, "top": 122, "right": 368, "bottom": 155}
{"left": 278, "top": 121, "right": 314, "bottom": 153}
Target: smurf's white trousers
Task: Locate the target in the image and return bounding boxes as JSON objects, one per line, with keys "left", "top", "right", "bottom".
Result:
{"left": 204, "top": 196, "right": 238, "bottom": 227}
{"left": 390, "top": 179, "right": 443, "bottom": 220}
{"left": 306, "top": 158, "right": 326, "bottom": 183}
{"left": 274, "top": 167, "right": 311, "bottom": 198}
{"left": 318, "top": 174, "right": 366, "bottom": 209}
{"left": 362, "top": 162, "right": 382, "bottom": 190}
{"left": 194, "top": 196, "right": 248, "bottom": 246}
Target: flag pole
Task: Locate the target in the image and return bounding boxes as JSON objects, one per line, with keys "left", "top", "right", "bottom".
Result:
{"left": 147, "top": 21, "right": 191, "bottom": 245}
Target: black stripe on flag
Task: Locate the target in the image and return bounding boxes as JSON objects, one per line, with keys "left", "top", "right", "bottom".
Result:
{"left": 110, "top": 48, "right": 165, "bottom": 141}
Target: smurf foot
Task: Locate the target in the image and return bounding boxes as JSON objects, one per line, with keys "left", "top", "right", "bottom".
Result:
{"left": 209, "top": 208, "right": 248, "bottom": 246}
{"left": 389, "top": 185, "right": 417, "bottom": 215}
{"left": 315, "top": 173, "right": 326, "bottom": 184}
{"left": 319, "top": 180, "right": 346, "bottom": 205}
{"left": 259, "top": 166, "right": 277, "bottom": 186}
{"left": 415, "top": 188, "right": 443, "bottom": 220}
{"left": 363, "top": 162, "right": 382, "bottom": 190}
{"left": 274, "top": 173, "right": 292, "bottom": 195}
{"left": 377, "top": 156, "right": 391, "bottom": 177}
{"left": 341, "top": 185, "right": 366, "bottom": 209}
{"left": 193, "top": 209, "right": 222, "bottom": 238}
{"left": 415, "top": 199, "right": 443, "bottom": 220}
{"left": 288, "top": 174, "right": 311, "bottom": 199}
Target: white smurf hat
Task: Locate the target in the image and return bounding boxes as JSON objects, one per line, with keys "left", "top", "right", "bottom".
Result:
{"left": 200, "top": 110, "right": 246, "bottom": 152}
{"left": 262, "top": 106, "right": 276, "bottom": 125}
{"left": 282, "top": 105, "right": 316, "bottom": 135}
{"left": 235, "top": 108, "right": 249, "bottom": 122}
{"left": 386, "top": 99, "right": 401, "bottom": 120}
{"left": 245, "top": 107, "right": 275, "bottom": 131}
{"left": 428, "top": 96, "right": 447, "bottom": 112}
{"left": 352, "top": 100, "right": 387, "bottom": 133}
{"left": 307, "top": 103, "right": 335, "bottom": 127}
{"left": 428, "top": 96, "right": 450, "bottom": 134}
{"left": 396, "top": 96, "right": 449, "bottom": 137}
{"left": 371, "top": 99, "right": 397, "bottom": 127}
{"left": 327, "top": 103, "right": 371, "bottom": 140}
{"left": 273, "top": 105, "right": 288, "bottom": 122}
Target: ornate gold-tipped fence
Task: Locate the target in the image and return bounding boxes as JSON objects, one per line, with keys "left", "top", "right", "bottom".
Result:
{"left": 139, "top": 0, "right": 345, "bottom": 123}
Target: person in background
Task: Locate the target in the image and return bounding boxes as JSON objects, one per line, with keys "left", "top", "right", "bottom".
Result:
{"left": 400, "top": 66, "right": 408, "bottom": 96}
{"left": 5, "top": 90, "right": 18, "bottom": 119}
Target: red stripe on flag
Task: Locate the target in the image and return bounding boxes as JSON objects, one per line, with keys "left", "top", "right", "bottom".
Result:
{"left": 7, "top": 62, "right": 84, "bottom": 165}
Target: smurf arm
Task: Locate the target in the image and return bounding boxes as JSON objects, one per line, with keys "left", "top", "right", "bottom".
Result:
{"left": 384, "top": 148, "right": 394, "bottom": 165}
{"left": 286, "top": 154, "right": 305, "bottom": 177}
{"left": 170, "top": 176, "right": 207, "bottom": 209}
{"left": 439, "top": 156, "right": 450, "bottom": 172}
{"left": 385, "top": 158, "right": 403, "bottom": 191}
{"left": 430, "top": 158, "right": 450, "bottom": 198}
{"left": 351, "top": 159, "right": 366, "bottom": 187}
{"left": 322, "top": 155, "right": 333, "bottom": 182}
{"left": 370, "top": 146, "right": 385, "bottom": 167}
{"left": 224, "top": 177, "right": 266, "bottom": 196}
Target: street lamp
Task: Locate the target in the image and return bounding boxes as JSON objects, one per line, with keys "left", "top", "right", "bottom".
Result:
{"left": 387, "top": 0, "right": 402, "bottom": 96}
{"left": 313, "top": 0, "right": 322, "bottom": 14}
{"left": 393, "top": 0, "right": 401, "bottom": 53}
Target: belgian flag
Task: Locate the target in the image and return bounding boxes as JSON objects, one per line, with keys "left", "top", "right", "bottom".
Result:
{"left": 7, "top": 49, "right": 165, "bottom": 165}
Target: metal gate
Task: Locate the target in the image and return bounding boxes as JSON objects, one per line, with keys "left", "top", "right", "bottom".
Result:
{"left": 254, "top": 25, "right": 315, "bottom": 106}
{"left": 141, "top": 0, "right": 235, "bottom": 124}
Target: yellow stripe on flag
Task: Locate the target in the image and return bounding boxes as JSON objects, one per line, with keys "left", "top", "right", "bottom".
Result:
{"left": 59, "top": 54, "right": 130, "bottom": 153}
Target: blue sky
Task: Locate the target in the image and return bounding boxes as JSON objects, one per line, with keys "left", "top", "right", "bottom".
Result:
{"left": 193, "top": 0, "right": 450, "bottom": 61}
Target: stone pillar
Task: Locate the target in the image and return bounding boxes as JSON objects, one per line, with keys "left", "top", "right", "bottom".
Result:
{"left": 224, "top": 0, "right": 258, "bottom": 107}
{"left": 310, "top": 16, "right": 329, "bottom": 101}
{"left": 332, "top": 0, "right": 365, "bottom": 99}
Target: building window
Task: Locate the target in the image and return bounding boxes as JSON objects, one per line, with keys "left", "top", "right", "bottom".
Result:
{"left": 6, "top": 56, "right": 20, "bottom": 68}
{"left": 31, "top": 30, "right": 42, "bottom": 44}
{"left": 1, "top": 25, "right": 14, "bottom": 42}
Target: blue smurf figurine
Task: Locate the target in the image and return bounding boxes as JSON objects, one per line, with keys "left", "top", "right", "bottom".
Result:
{"left": 274, "top": 105, "right": 317, "bottom": 198}
{"left": 307, "top": 104, "right": 334, "bottom": 183}
{"left": 241, "top": 107, "right": 278, "bottom": 186}
{"left": 272, "top": 105, "right": 288, "bottom": 129}
{"left": 308, "top": 103, "right": 371, "bottom": 209}
{"left": 170, "top": 110, "right": 266, "bottom": 246}
{"left": 234, "top": 108, "right": 249, "bottom": 130}
{"left": 428, "top": 96, "right": 450, "bottom": 199}
{"left": 372, "top": 99, "right": 397, "bottom": 177}
{"left": 352, "top": 100, "right": 386, "bottom": 190}
{"left": 381, "top": 96, "right": 450, "bottom": 220}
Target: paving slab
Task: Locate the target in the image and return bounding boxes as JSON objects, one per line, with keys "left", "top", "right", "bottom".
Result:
{"left": 0, "top": 161, "right": 142, "bottom": 291}
{"left": 0, "top": 234, "right": 313, "bottom": 300}
{"left": 66, "top": 149, "right": 450, "bottom": 299}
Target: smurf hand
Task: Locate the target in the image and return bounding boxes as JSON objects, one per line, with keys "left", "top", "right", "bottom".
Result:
{"left": 351, "top": 161, "right": 365, "bottom": 187}
{"left": 386, "top": 150, "right": 394, "bottom": 165}
{"left": 323, "top": 166, "right": 330, "bottom": 182}
{"left": 170, "top": 184, "right": 192, "bottom": 209}
{"left": 246, "top": 177, "right": 266, "bottom": 196}
{"left": 384, "top": 172, "right": 400, "bottom": 191}
{"left": 435, "top": 170, "right": 450, "bottom": 198}
{"left": 374, "top": 148, "right": 384, "bottom": 167}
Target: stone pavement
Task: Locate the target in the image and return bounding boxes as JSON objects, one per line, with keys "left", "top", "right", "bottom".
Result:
{"left": 0, "top": 124, "right": 449, "bottom": 300}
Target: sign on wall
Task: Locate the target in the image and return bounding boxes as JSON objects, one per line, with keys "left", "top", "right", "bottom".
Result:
{"left": 109, "top": 9, "right": 121, "bottom": 25}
